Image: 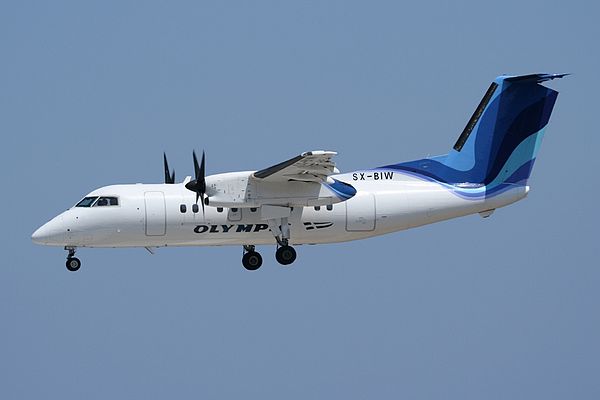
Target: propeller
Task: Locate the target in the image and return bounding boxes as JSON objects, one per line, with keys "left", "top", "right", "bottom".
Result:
{"left": 185, "top": 150, "right": 207, "bottom": 215}
{"left": 163, "top": 152, "right": 175, "bottom": 184}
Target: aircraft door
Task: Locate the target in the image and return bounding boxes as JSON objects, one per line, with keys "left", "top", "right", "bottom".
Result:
{"left": 144, "top": 191, "right": 166, "bottom": 236}
{"left": 345, "top": 193, "right": 376, "bottom": 231}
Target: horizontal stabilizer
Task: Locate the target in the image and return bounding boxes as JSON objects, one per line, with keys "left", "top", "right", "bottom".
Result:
{"left": 504, "top": 73, "right": 570, "bottom": 83}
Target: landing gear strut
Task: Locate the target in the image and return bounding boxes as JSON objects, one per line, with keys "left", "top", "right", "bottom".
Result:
{"left": 65, "top": 247, "right": 81, "bottom": 272}
{"left": 242, "top": 245, "right": 262, "bottom": 271}
{"left": 267, "top": 216, "right": 297, "bottom": 266}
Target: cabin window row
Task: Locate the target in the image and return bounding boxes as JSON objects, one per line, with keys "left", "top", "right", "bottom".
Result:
{"left": 314, "top": 205, "right": 334, "bottom": 211}
{"left": 179, "top": 205, "right": 260, "bottom": 214}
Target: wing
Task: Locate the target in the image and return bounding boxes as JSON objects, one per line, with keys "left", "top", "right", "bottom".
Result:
{"left": 252, "top": 151, "right": 339, "bottom": 183}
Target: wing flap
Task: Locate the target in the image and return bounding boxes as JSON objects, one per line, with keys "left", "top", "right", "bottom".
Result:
{"left": 253, "top": 151, "right": 338, "bottom": 182}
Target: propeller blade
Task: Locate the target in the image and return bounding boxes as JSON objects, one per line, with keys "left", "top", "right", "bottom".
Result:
{"left": 199, "top": 151, "right": 206, "bottom": 192}
{"left": 193, "top": 150, "right": 200, "bottom": 180}
{"left": 163, "top": 153, "right": 175, "bottom": 184}
{"left": 186, "top": 150, "right": 207, "bottom": 216}
{"left": 198, "top": 151, "right": 206, "bottom": 216}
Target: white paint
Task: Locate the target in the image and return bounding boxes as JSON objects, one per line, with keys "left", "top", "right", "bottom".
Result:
{"left": 144, "top": 192, "right": 166, "bottom": 236}
{"left": 261, "top": 205, "right": 292, "bottom": 220}
{"left": 345, "top": 193, "right": 375, "bottom": 231}
{"left": 31, "top": 170, "right": 528, "bottom": 250}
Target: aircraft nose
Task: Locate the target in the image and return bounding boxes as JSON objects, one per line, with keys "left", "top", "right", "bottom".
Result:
{"left": 32, "top": 215, "right": 67, "bottom": 245}
{"left": 31, "top": 225, "right": 45, "bottom": 244}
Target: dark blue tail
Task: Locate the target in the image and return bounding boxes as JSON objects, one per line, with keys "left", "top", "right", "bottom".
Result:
{"left": 380, "top": 73, "right": 565, "bottom": 193}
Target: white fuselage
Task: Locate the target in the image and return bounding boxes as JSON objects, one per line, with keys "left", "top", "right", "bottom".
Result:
{"left": 32, "top": 170, "right": 528, "bottom": 249}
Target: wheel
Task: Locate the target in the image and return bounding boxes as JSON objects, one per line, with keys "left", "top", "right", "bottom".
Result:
{"left": 275, "top": 245, "right": 297, "bottom": 265}
{"left": 66, "top": 257, "right": 81, "bottom": 272}
{"left": 242, "top": 251, "right": 262, "bottom": 271}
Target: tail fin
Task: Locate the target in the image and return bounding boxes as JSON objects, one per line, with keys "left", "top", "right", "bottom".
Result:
{"left": 383, "top": 73, "right": 566, "bottom": 192}
{"left": 444, "top": 73, "right": 566, "bottom": 186}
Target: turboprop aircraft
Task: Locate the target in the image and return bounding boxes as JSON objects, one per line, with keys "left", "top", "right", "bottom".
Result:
{"left": 32, "top": 73, "right": 566, "bottom": 271}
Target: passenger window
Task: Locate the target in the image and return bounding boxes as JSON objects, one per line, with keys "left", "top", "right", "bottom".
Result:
{"left": 217, "top": 207, "right": 223, "bottom": 213}
{"left": 250, "top": 208, "right": 257, "bottom": 212}
{"left": 314, "top": 206, "right": 321, "bottom": 211}
{"left": 192, "top": 204, "right": 199, "bottom": 213}
{"left": 180, "top": 204, "right": 187, "bottom": 213}
{"left": 326, "top": 204, "right": 333, "bottom": 211}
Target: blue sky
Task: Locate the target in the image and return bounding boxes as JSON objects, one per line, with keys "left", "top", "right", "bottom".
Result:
{"left": 1, "top": 1, "right": 598, "bottom": 398}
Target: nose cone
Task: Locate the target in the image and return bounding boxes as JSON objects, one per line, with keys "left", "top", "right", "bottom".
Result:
{"left": 32, "top": 215, "right": 67, "bottom": 246}
{"left": 31, "top": 226, "right": 44, "bottom": 244}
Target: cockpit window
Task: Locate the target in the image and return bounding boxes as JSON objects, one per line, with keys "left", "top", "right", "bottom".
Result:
{"left": 76, "top": 197, "right": 98, "bottom": 207}
{"left": 94, "top": 196, "right": 119, "bottom": 207}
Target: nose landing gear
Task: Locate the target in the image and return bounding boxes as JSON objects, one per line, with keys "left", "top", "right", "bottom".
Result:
{"left": 65, "top": 247, "right": 81, "bottom": 272}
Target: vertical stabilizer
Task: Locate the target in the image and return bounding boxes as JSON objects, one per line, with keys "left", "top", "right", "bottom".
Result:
{"left": 380, "top": 73, "right": 566, "bottom": 195}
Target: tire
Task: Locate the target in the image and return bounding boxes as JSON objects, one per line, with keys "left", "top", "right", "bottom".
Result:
{"left": 66, "top": 257, "right": 81, "bottom": 272}
{"left": 242, "top": 251, "right": 262, "bottom": 271}
{"left": 275, "top": 246, "right": 297, "bottom": 265}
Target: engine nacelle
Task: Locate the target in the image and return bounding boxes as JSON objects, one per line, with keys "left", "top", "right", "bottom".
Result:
{"left": 205, "top": 171, "right": 254, "bottom": 207}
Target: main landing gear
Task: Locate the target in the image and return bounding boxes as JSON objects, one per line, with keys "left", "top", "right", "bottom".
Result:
{"left": 269, "top": 215, "right": 297, "bottom": 266}
{"left": 241, "top": 242, "right": 297, "bottom": 271}
{"left": 241, "top": 214, "right": 298, "bottom": 270}
{"left": 242, "top": 245, "right": 263, "bottom": 271}
{"left": 275, "top": 242, "right": 297, "bottom": 266}
{"left": 65, "top": 247, "right": 81, "bottom": 272}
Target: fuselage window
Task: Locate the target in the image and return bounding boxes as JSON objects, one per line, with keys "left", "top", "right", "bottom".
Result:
{"left": 192, "top": 204, "right": 199, "bottom": 213}
{"left": 94, "top": 197, "right": 119, "bottom": 207}
{"left": 76, "top": 197, "right": 98, "bottom": 207}
{"left": 231, "top": 208, "right": 238, "bottom": 212}
{"left": 180, "top": 204, "right": 187, "bottom": 213}
{"left": 250, "top": 208, "right": 257, "bottom": 212}
{"left": 314, "top": 206, "right": 321, "bottom": 211}
{"left": 326, "top": 204, "right": 333, "bottom": 211}
{"left": 217, "top": 207, "right": 223, "bottom": 213}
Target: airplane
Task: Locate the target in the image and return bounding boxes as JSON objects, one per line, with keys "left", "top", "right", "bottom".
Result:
{"left": 32, "top": 73, "right": 566, "bottom": 271}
